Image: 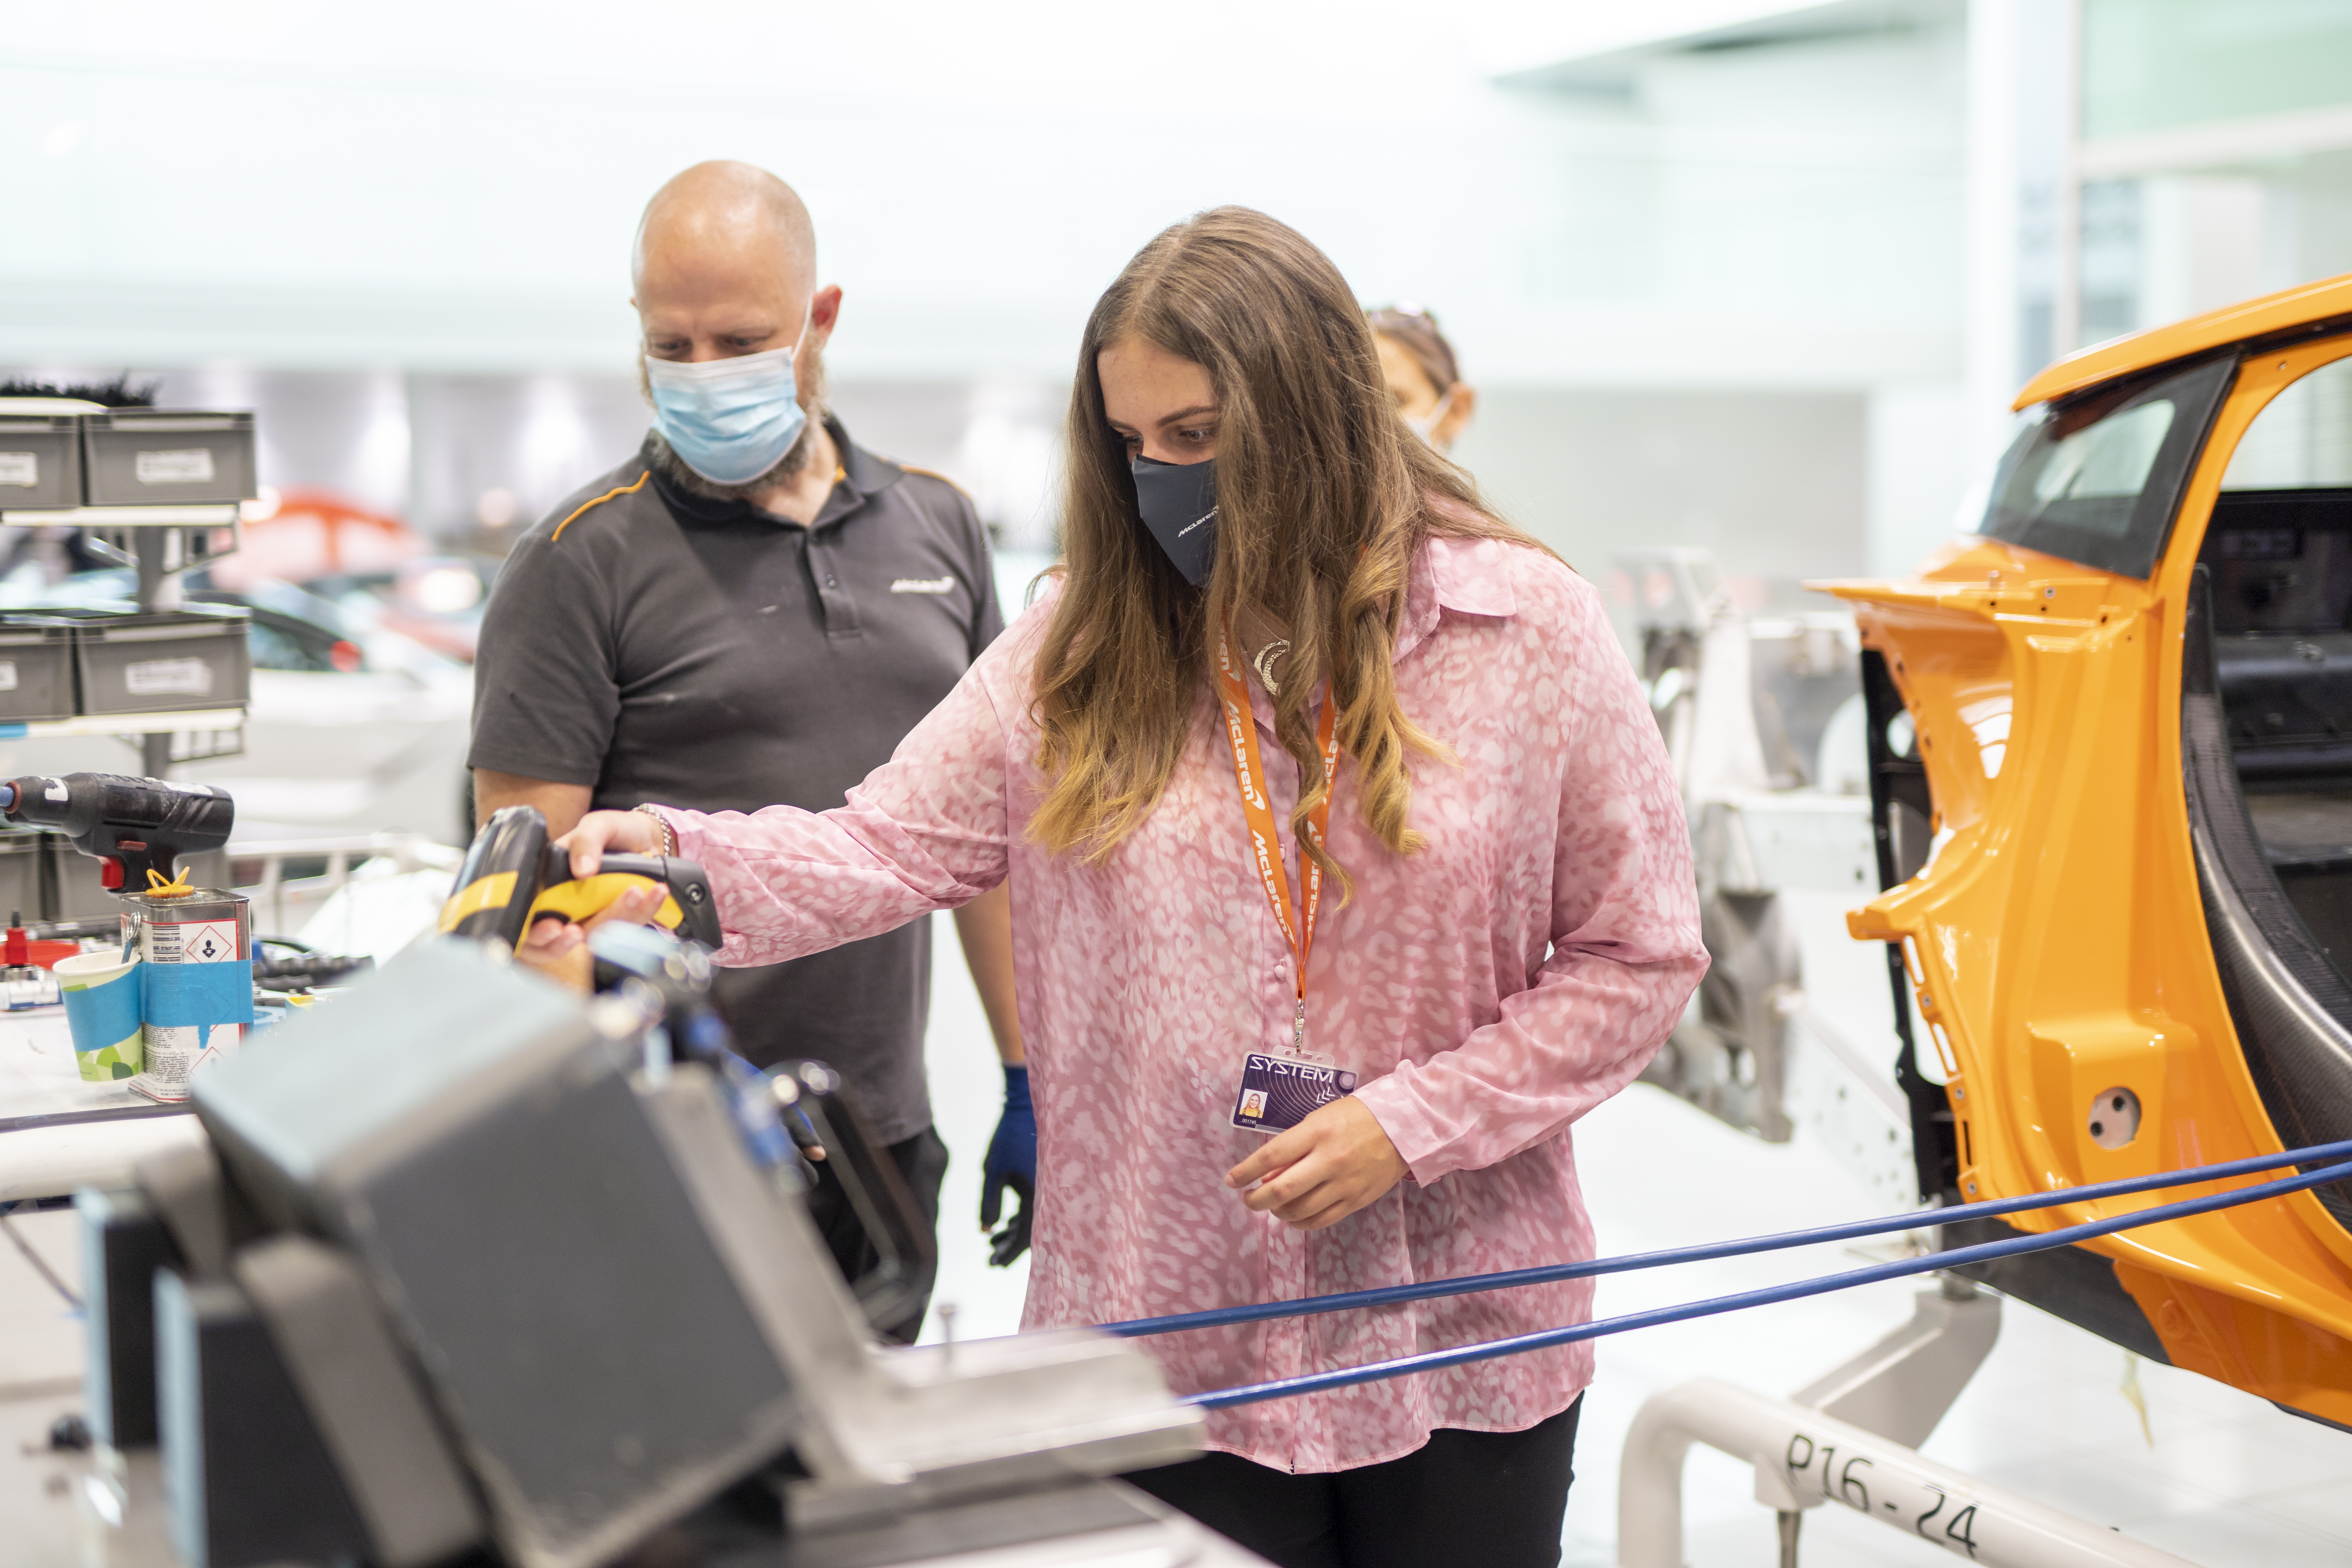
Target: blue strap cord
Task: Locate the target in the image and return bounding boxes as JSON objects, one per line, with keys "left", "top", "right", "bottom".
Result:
{"left": 142, "top": 961, "right": 254, "bottom": 1028}
{"left": 1103, "top": 1136, "right": 2352, "bottom": 1340}
{"left": 1179, "top": 1152, "right": 2352, "bottom": 1410}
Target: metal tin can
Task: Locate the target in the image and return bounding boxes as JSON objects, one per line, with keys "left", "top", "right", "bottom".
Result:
{"left": 118, "top": 888, "right": 250, "bottom": 1102}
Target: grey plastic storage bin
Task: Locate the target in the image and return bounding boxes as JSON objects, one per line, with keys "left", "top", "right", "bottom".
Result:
{"left": 68, "top": 604, "right": 251, "bottom": 716}
{"left": 0, "top": 413, "right": 85, "bottom": 510}
{"left": 82, "top": 410, "right": 256, "bottom": 506}
{"left": 38, "top": 833, "right": 205, "bottom": 919}
{"left": 42, "top": 833, "right": 125, "bottom": 922}
{"left": 0, "top": 832, "right": 44, "bottom": 926}
{"left": 0, "top": 618, "right": 77, "bottom": 722}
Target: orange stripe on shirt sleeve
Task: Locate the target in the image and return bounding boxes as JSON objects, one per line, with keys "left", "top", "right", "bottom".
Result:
{"left": 551, "top": 471, "right": 651, "bottom": 541}
{"left": 896, "top": 463, "right": 973, "bottom": 501}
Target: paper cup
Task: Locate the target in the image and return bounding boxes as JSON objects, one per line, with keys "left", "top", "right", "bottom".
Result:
{"left": 58, "top": 948, "right": 144, "bottom": 1083}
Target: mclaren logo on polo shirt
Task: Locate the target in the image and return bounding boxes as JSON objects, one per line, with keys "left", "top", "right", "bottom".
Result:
{"left": 891, "top": 576, "right": 955, "bottom": 594}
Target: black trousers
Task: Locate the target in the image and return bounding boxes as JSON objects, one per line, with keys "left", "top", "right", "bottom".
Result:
{"left": 1123, "top": 1397, "right": 1581, "bottom": 1568}
{"left": 801, "top": 1124, "right": 948, "bottom": 1345}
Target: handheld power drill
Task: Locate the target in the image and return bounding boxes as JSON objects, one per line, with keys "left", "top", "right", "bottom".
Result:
{"left": 0, "top": 772, "right": 235, "bottom": 892}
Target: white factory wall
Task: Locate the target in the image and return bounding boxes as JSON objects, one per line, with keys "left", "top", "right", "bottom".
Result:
{"left": 0, "top": 3, "right": 1968, "bottom": 390}
{"left": 2, "top": 2, "right": 1980, "bottom": 587}
{"left": 22, "top": 5, "right": 2352, "bottom": 586}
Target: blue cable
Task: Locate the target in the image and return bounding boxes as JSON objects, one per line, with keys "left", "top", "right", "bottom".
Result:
{"left": 1103, "top": 1136, "right": 2352, "bottom": 1339}
{"left": 1182, "top": 1154, "right": 2352, "bottom": 1409}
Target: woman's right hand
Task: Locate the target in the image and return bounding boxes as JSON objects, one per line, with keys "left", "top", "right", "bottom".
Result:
{"left": 512, "top": 809, "right": 665, "bottom": 989}
{"left": 553, "top": 808, "right": 659, "bottom": 878}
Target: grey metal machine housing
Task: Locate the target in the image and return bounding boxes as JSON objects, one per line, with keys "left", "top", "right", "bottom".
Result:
{"left": 183, "top": 938, "right": 1209, "bottom": 1568}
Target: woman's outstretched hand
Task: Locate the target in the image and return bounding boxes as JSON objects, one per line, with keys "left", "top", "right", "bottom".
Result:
{"left": 554, "top": 808, "right": 659, "bottom": 877}
{"left": 1225, "top": 1096, "right": 1408, "bottom": 1231}
{"left": 512, "top": 809, "right": 664, "bottom": 989}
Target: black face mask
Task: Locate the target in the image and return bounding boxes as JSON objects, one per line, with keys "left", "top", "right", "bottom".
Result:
{"left": 1130, "top": 454, "right": 1219, "bottom": 588}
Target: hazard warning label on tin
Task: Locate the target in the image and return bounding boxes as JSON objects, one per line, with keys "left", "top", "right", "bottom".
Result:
{"left": 149, "top": 919, "right": 240, "bottom": 964}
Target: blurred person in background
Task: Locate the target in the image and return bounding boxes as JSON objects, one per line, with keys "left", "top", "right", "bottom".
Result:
{"left": 466, "top": 161, "right": 1032, "bottom": 1339}
{"left": 539, "top": 206, "right": 1704, "bottom": 1567}
{"left": 1368, "top": 303, "right": 1475, "bottom": 454}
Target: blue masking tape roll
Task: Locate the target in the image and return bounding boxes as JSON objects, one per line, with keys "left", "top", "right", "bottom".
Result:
{"left": 62, "top": 967, "right": 143, "bottom": 1053}
{"left": 143, "top": 960, "right": 255, "bottom": 1029}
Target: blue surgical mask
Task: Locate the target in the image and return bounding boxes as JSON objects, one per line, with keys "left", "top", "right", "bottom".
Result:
{"left": 644, "top": 317, "right": 810, "bottom": 485}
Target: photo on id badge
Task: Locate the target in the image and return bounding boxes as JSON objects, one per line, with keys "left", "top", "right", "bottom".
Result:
{"left": 1231, "top": 1052, "right": 1357, "bottom": 1134}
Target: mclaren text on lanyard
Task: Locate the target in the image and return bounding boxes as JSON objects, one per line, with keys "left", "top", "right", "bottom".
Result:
{"left": 1214, "top": 621, "right": 1341, "bottom": 1056}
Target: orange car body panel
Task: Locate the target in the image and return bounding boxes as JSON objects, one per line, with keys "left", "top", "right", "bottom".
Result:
{"left": 2014, "top": 271, "right": 2352, "bottom": 409}
{"left": 1815, "top": 290, "right": 2352, "bottom": 1427}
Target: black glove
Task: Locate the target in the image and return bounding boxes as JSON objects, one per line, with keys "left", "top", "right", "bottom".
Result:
{"left": 980, "top": 1063, "right": 1035, "bottom": 1267}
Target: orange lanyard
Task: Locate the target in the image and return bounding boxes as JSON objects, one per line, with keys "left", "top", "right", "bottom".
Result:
{"left": 1214, "top": 620, "right": 1341, "bottom": 1056}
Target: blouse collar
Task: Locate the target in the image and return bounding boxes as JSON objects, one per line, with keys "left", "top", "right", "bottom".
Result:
{"left": 1396, "top": 533, "right": 1522, "bottom": 662}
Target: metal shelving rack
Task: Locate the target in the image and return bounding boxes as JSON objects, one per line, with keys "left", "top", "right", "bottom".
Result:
{"left": 0, "top": 499, "right": 249, "bottom": 775}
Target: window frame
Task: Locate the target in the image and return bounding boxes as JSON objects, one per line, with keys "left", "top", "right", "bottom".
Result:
{"left": 1978, "top": 352, "right": 2238, "bottom": 579}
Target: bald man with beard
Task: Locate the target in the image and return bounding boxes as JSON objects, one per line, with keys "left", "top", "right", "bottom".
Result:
{"left": 468, "top": 162, "right": 1029, "bottom": 1339}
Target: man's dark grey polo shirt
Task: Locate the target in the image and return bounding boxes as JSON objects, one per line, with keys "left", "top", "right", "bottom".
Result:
{"left": 468, "top": 420, "right": 1003, "bottom": 1142}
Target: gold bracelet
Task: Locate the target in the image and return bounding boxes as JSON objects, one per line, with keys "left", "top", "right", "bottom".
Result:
{"left": 633, "top": 803, "right": 677, "bottom": 857}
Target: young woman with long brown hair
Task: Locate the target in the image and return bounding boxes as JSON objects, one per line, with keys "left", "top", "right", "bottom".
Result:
{"left": 540, "top": 207, "right": 1705, "bottom": 1567}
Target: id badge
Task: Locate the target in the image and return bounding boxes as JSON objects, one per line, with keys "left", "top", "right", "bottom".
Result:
{"left": 1230, "top": 1051, "right": 1357, "bottom": 1134}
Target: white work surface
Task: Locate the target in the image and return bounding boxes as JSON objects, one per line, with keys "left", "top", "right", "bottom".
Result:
{"left": 0, "top": 1009, "right": 203, "bottom": 1203}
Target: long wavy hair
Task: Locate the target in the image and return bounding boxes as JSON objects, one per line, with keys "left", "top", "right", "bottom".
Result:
{"left": 1028, "top": 207, "right": 1545, "bottom": 892}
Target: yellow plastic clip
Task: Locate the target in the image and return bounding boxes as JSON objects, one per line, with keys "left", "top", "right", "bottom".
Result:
{"left": 145, "top": 866, "right": 195, "bottom": 899}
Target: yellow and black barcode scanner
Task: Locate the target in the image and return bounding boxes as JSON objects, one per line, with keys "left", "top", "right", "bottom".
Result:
{"left": 439, "top": 805, "right": 722, "bottom": 952}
